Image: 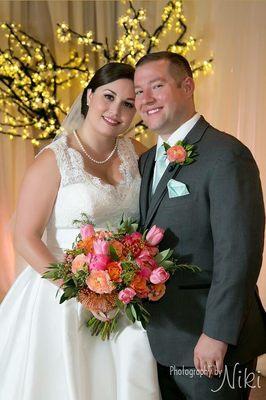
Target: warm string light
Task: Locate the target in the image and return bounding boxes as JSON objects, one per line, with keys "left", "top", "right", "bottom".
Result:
{"left": 0, "top": 0, "right": 213, "bottom": 145}
{"left": 56, "top": 0, "right": 213, "bottom": 139}
{"left": 0, "top": 22, "right": 90, "bottom": 145}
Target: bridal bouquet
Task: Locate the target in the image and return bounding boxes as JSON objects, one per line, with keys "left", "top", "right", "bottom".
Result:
{"left": 43, "top": 215, "right": 198, "bottom": 340}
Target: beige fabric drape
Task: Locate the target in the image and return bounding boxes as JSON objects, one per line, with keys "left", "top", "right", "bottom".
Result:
{"left": 0, "top": 0, "right": 120, "bottom": 299}
{"left": 0, "top": 0, "right": 265, "bottom": 363}
{"left": 184, "top": 0, "right": 266, "bottom": 310}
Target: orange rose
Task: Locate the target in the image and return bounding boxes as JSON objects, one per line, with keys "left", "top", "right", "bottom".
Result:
{"left": 130, "top": 274, "right": 149, "bottom": 298}
{"left": 148, "top": 283, "right": 166, "bottom": 301}
{"left": 107, "top": 261, "right": 122, "bottom": 282}
{"left": 77, "top": 237, "right": 94, "bottom": 254}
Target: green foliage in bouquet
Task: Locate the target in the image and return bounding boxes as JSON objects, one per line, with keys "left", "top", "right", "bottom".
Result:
{"left": 43, "top": 215, "right": 200, "bottom": 340}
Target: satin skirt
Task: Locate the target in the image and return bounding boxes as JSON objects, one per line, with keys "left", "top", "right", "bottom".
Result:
{"left": 0, "top": 266, "right": 160, "bottom": 400}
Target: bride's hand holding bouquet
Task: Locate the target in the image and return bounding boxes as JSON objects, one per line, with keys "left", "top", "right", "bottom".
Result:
{"left": 43, "top": 215, "right": 199, "bottom": 340}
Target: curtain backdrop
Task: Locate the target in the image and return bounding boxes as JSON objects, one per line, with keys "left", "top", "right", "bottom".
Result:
{"left": 0, "top": 1, "right": 265, "bottom": 368}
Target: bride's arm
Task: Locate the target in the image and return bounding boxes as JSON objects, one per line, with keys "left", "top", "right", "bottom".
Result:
{"left": 14, "top": 149, "right": 60, "bottom": 276}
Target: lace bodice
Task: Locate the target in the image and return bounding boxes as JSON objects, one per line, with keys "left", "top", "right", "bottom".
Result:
{"left": 39, "top": 135, "right": 141, "bottom": 252}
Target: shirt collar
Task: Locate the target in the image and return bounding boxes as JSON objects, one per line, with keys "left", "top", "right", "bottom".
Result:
{"left": 156, "top": 113, "right": 201, "bottom": 160}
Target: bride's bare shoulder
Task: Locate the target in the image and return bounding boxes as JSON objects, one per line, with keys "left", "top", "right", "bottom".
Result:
{"left": 129, "top": 138, "right": 147, "bottom": 156}
{"left": 25, "top": 147, "right": 60, "bottom": 184}
{"left": 15, "top": 146, "right": 61, "bottom": 243}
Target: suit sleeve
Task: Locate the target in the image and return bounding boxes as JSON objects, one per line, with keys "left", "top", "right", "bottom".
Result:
{"left": 203, "top": 147, "right": 265, "bottom": 345}
{"left": 138, "top": 152, "right": 148, "bottom": 177}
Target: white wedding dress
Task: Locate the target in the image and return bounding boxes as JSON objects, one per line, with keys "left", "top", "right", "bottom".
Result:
{"left": 0, "top": 136, "right": 160, "bottom": 400}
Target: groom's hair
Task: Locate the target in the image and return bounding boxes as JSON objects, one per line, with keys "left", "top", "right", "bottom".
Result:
{"left": 81, "top": 62, "right": 135, "bottom": 118}
{"left": 136, "top": 51, "right": 193, "bottom": 81}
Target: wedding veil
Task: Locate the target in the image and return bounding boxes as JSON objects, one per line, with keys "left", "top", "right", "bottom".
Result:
{"left": 55, "top": 93, "right": 85, "bottom": 139}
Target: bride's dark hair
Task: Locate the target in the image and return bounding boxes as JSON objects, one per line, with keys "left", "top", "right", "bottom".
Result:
{"left": 81, "top": 62, "right": 135, "bottom": 118}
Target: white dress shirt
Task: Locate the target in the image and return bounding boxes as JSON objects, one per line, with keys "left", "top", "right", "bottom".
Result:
{"left": 155, "top": 113, "right": 201, "bottom": 163}
{"left": 152, "top": 113, "right": 201, "bottom": 193}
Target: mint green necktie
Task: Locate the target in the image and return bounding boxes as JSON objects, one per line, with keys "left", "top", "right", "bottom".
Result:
{"left": 152, "top": 144, "right": 167, "bottom": 194}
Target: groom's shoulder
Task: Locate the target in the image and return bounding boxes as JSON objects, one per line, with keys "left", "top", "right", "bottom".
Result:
{"left": 203, "top": 121, "right": 253, "bottom": 161}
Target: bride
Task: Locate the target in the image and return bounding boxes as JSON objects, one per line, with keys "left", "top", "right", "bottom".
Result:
{"left": 0, "top": 62, "right": 161, "bottom": 400}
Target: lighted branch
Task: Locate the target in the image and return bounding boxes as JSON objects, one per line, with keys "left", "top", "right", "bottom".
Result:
{"left": 57, "top": 0, "right": 213, "bottom": 139}
{"left": 0, "top": 23, "right": 92, "bottom": 144}
{"left": 0, "top": 0, "right": 213, "bottom": 145}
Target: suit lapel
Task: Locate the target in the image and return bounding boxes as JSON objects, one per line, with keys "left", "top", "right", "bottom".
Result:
{"left": 144, "top": 116, "right": 210, "bottom": 228}
{"left": 139, "top": 146, "right": 156, "bottom": 223}
{"left": 184, "top": 115, "right": 209, "bottom": 146}
{"left": 145, "top": 163, "right": 181, "bottom": 227}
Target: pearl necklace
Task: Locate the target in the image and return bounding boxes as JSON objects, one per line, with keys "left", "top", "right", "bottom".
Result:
{"left": 73, "top": 130, "right": 118, "bottom": 165}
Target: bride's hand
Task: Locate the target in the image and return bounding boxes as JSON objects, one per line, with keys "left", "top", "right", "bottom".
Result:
{"left": 90, "top": 309, "right": 117, "bottom": 322}
{"left": 91, "top": 310, "right": 110, "bottom": 322}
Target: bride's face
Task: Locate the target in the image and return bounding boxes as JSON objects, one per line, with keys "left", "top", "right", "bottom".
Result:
{"left": 86, "top": 78, "right": 136, "bottom": 137}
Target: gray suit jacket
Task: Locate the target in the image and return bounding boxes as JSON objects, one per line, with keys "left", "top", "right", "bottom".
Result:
{"left": 139, "top": 116, "right": 266, "bottom": 367}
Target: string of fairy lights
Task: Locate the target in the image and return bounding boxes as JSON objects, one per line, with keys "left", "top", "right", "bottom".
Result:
{"left": 0, "top": 0, "right": 213, "bottom": 146}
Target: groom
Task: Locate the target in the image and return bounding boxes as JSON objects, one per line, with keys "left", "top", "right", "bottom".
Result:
{"left": 134, "top": 51, "right": 266, "bottom": 399}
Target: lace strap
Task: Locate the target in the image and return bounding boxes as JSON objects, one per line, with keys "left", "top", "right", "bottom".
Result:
{"left": 118, "top": 137, "right": 139, "bottom": 181}
{"left": 36, "top": 136, "right": 76, "bottom": 185}
{"left": 37, "top": 134, "right": 65, "bottom": 164}
{"left": 37, "top": 136, "right": 139, "bottom": 187}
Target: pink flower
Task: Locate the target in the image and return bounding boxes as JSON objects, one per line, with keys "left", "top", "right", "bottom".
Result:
{"left": 136, "top": 252, "right": 159, "bottom": 273}
{"left": 80, "top": 224, "right": 95, "bottom": 240}
{"left": 71, "top": 254, "right": 88, "bottom": 273}
{"left": 150, "top": 267, "right": 170, "bottom": 284}
{"left": 138, "top": 266, "right": 152, "bottom": 279}
{"left": 93, "top": 239, "right": 109, "bottom": 255}
{"left": 130, "top": 232, "right": 142, "bottom": 240}
{"left": 123, "top": 232, "right": 142, "bottom": 246}
{"left": 138, "top": 249, "right": 151, "bottom": 258}
{"left": 138, "top": 249, "right": 159, "bottom": 265}
{"left": 118, "top": 288, "right": 136, "bottom": 304}
{"left": 86, "top": 270, "right": 115, "bottom": 294}
{"left": 167, "top": 145, "right": 187, "bottom": 164}
{"left": 143, "top": 246, "right": 159, "bottom": 257}
{"left": 136, "top": 250, "right": 159, "bottom": 280}
{"left": 122, "top": 231, "right": 144, "bottom": 258}
{"left": 146, "top": 225, "right": 164, "bottom": 246}
{"left": 89, "top": 254, "right": 110, "bottom": 271}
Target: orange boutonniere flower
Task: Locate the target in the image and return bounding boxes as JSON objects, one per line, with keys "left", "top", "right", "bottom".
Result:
{"left": 163, "top": 140, "right": 197, "bottom": 166}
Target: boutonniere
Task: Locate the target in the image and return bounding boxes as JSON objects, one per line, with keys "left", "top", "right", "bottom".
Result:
{"left": 163, "top": 141, "right": 197, "bottom": 166}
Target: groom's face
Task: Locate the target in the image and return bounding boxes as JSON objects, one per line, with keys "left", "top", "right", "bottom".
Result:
{"left": 134, "top": 59, "right": 193, "bottom": 138}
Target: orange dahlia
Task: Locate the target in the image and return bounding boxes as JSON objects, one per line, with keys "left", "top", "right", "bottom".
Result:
{"left": 122, "top": 232, "right": 145, "bottom": 258}
{"left": 78, "top": 288, "right": 117, "bottom": 313}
